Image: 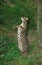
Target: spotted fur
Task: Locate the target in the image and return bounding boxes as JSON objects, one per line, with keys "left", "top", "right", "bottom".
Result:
{"left": 17, "top": 17, "right": 28, "bottom": 52}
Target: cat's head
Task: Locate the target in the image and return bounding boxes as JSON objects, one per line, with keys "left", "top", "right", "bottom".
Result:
{"left": 21, "top": 17, "right": 28, "bottom": 22}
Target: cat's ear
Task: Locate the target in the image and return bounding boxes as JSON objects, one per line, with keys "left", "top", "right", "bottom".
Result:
{"left": 26, "top": 18, "right": 28, "bottom": 20}
{"left": 21, "top": 17, "right": 23, "bottom": 20}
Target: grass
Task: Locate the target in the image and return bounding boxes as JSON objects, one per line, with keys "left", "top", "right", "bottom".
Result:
{"left": 0, "top": 0, "right": 37, "bottom": 30}
{"left": 0, "top": 33, "right": 42, "bottom": 65}
{"left": 0, "top": 0, "right": 42, "bottom": 65}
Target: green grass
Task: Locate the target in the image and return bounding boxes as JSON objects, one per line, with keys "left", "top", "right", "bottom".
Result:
{"left": 0, "top": 34, "right": 42, "bottom": 65}
{"left": 0, "top": 0, "right": 42, "bottom": 65}
{"left": 0, "top": 0, "right": 37, "bottom": 30}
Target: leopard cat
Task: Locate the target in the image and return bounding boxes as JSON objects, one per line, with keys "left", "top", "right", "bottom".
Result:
{"left": 17, "top": 17, "right": 28, "bottom": 53}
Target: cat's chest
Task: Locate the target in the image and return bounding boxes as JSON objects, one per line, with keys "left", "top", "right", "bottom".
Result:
{"left": 18, "top": 26, "right": 23, "bottom": 34}
{"left": 17, "top": 27, "right": 21, "bottom": 39}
